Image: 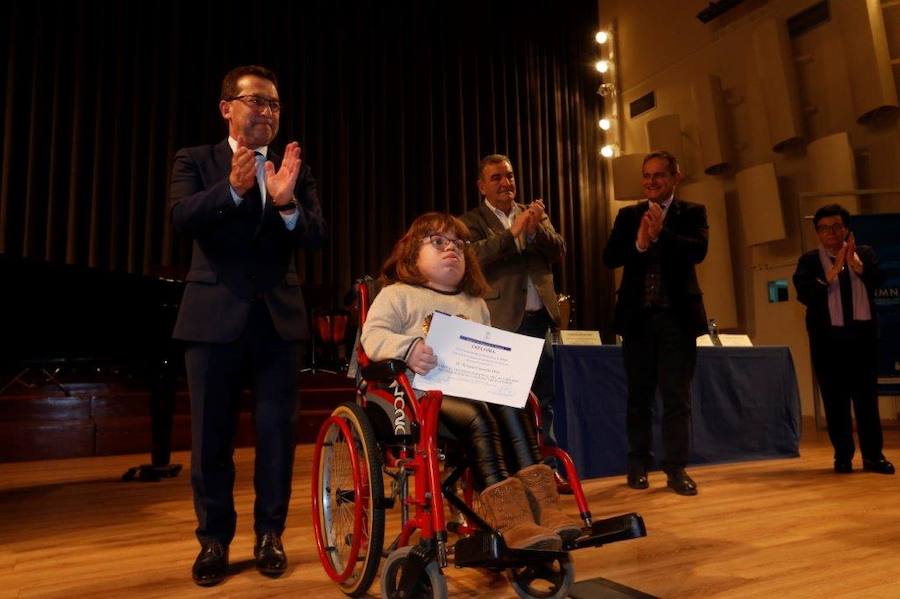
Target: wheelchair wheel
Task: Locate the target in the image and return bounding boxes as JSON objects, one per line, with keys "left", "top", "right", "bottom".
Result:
{"left": 380, "top": 545, "right": 448, "bottom": 599}
{"left": 312, "top": 402, "right": 385, "bottom": 597}
{"left": 507, "top": 555, "right": 575, "bottom": 599}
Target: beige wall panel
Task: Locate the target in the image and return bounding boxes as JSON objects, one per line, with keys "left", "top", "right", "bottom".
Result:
{"left": 831, "top": 0, "right": 899, "bottom": 124}
{"left": 646, "top": 114, "right": 686, "bottom": 172}
{"left": 692, "top": 74, "right": 732, "bottom": 175}
{"left": 790, "top": 19, "right": 858, "bottom": 142}
{"left": 611, "top": 154, "right": 646, "bottom": 201}
{"left": 679, "top": 180, "right": 737, "bottom": 329}
{"left": 736, "top": 162, "right": 786, "bottom": 246}
{"left": 805, "top": 131, "right": 860, "bottom": 216}
{"left": 751, "top": 17, "right": 805, "bottom": 152}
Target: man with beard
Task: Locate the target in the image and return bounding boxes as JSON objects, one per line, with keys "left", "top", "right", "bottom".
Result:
{"left": 170, "top": 65, "right": 326, "bottom": 586}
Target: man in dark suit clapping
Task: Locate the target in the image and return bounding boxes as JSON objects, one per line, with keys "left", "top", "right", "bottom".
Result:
{"left": 169, "top": 65, "right": 326, "bottom": 586}
{"left": 602, "top": 151, "right": 708, "bottom": 496}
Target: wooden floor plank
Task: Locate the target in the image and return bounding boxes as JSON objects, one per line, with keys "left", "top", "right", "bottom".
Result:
{"left": 1, "top": 428, "right": 898, "bottom": 598}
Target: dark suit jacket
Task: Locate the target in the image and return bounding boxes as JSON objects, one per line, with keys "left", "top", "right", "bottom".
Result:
{"left": 460, "top": 202, "right": 565, "bottom": 331}
{"left": 169, "top": 139, "right": 326, "bottom": 343}
{"left": 602, "top": 199, "right": 709, "bottom": 335}
{"left": 792, "top": 245, "right": 884, "bottom": 339}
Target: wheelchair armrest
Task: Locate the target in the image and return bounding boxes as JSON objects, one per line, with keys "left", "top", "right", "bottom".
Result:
{"left": 360, "top": 359, "right": 408, "bottom": 382}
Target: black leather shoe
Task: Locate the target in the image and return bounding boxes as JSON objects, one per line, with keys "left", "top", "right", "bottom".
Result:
{"left": 862, "top": 457, "right": 895, "bottom": 475}
{"left": 553, "top": 469, "right": 574, "bottom": 495}
{"left": 834, "top": 460, "right": 853, "bottom": 474}
{"left": 665, "top": 468, "right": 698, "bottom": 496}
{"left": 192, "top": 541, "right": 228, "bottom": 586}
{"left": 255, "top": 531, "right": 287, "bottom": 576}
{"left": 627, "top": 465, "right": 649, "bottom": 490}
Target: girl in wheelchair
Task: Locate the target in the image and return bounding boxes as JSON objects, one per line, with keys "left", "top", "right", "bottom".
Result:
{"left": 361, "top": 212, "right": 581, "bottom": 552}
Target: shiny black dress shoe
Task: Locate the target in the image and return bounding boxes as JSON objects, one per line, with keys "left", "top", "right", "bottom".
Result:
{"left": 665, "top": 468, "right": 698, "bottom": 496}
{"left": 862, "top": 457, "right": 895, "bottom": 475}
{"left": 553, "top": 469, "right": 574, "bottom": 495}
{"left": 834, "top": 460, "right": 853, "bottom": 474}
{"left": 255, "top": 531, "right": 287, "bottom": 576}
{"left": 192, "top": 541, "right": 228, "bottom": 586}
{"left": 627, "top": 465, "right": 649, "bottom": 490}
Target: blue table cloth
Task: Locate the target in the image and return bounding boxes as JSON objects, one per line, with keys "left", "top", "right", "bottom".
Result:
{"left": 553, "top": 345, "right": 801, "bottom": 479}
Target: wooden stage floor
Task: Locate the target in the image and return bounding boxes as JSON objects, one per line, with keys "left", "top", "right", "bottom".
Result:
{"left": 1, "top": 427, "right": 898, "bottom": 598}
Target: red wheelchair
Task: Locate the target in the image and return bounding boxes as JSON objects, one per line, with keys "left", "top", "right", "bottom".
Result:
{"left": 311, "top": 279, "right": 646, "bottom": 598}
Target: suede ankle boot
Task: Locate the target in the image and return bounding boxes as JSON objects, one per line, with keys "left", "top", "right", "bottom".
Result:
{"left": 516, "top": 464, "right": 582, "bottom": 543}
{"left": 479, "top": 477, "right": 562, "bottom": 551}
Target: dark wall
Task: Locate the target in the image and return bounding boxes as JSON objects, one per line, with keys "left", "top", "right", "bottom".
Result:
{"left": 0, "top": 0, "right": 612, "bottom": 331}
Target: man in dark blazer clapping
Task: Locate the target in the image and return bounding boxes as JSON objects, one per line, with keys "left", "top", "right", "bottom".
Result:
{"left": 169, "top": 65, "right": 326, "bottom": 586}
{"left": 793, "top": 203, "right": 893, "bottom": 476}
{"left": 602, "top": 151, "right": 708, "bottom": 496}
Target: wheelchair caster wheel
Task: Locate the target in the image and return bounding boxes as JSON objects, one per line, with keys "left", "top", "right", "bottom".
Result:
{"left": 507, "top": 555, "right": 575, "bottom": 599}
{"left": 380, "top": 546, "right": 447, "bottom": 599}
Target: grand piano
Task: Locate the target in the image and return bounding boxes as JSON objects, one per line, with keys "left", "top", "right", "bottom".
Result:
{"left": 0, "top": 254, "right": 184, "bottom": 470}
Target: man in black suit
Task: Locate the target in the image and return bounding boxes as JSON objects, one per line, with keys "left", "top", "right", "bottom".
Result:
{"left": 602, "top": 151, "right": 708, "bottom": 496}
{"left": 170, "top": 65, "right": 326, "bottom": 586}
{"left": 793, "top": 204, "right": 893, "bottom": 476}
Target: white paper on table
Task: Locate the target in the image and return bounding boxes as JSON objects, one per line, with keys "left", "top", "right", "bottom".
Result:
{"left": 412, "top": 312, "right": 544, "bottom": 408}
{"left": 696, "top": 334, "right": 754, "bottom": 347}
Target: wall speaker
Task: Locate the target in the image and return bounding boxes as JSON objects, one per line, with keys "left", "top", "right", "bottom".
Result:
{"left": 645, "top": 114, "right": 686, "bottom": 168}
{"left": 692, "top": 74, "right": 732, "bottom": 175}
{"left": 611, "top": 154, "right": 646, "bottom": 201}
{"left": 831, "top": 0, "right": 899, "bottom": 125}
{"left": 679, "top": 180, "right": 737, "bottom": 329}
{"left": 735, "top": 162, "right": 786, "bottom": 245}
{"left": 751, "top": 17, "right": 805, "bottom": 152}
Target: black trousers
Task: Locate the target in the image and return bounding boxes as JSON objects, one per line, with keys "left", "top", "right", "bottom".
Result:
{"left": 621, "top": 308, "right": 696, "bottom": 471}
{"left": 810, "top": 322, "right": 883, "bottom": 462}
{"left": 185, "top": 301, "right": 300, "bottom": 545}
{"left": 516, "top": 308, "right": 557, "bottom": 448}
{"left": 440, "top": 396, "right": 541, "bottom": 490}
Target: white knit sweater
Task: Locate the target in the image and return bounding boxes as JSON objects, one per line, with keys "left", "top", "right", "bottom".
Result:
{"left": 361, "top": 283, "right": 491, "bottom": 362}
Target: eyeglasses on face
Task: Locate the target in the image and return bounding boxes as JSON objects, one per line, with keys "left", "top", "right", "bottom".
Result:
{"left": 423, "top": 234, "right": 467, "bottom": 253}
{"left": 815, "top": 223, "right": 845, "bottom": 234}
{"left": 227, "top": 95, "right": 281, "bottom": 113}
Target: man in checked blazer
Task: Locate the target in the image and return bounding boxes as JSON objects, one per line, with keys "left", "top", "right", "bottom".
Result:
{"left": 169, "top": 65, "right": 326, "bottom": 586}
{"left": 602, "top": 150, "right": 708, "bottom": 496}
{"left": 460, "top": 154, "right": 568, "bottom": 489}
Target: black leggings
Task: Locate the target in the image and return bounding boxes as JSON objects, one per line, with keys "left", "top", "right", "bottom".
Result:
{"left": 440, "top": 396, "right": 542, "bottom": 489}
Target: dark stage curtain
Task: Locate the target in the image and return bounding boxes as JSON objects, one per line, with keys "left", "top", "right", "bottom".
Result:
{"left": 0, "top": 0, "right": 613, "bottom": 330}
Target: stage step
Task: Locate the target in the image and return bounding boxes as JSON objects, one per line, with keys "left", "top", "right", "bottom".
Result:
{"left": 0, "top": 372, "right": 354, "bottom": 462}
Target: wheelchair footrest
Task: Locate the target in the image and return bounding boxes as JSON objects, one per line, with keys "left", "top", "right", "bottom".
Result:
{"left": 571, "top": 512, "right": 646, "bottom": 549}
{"left": 453, "top": 531, "right": 566, "bottom": 568}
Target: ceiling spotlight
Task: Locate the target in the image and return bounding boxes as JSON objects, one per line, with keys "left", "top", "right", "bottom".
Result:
{"left": 595, "top": 31, "right": 609, "bottom": 44}
{"left": 601, "top": 144, "right": 616, "bottom": 158}
{"left": 594, "top": 60, "right": 610, "bottom": 73}
{"left": 599, "top": 118, "right": 611, "bottom": 130}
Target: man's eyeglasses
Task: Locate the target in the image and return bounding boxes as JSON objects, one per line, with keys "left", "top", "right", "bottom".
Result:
{"left": 423, "top": 234, "right": 467, "bottom": 253}
{"left": 227, "top": 95, "right": 281, "bottom": 113}
{"left": 815, "top": 223, "right": 845, "bottom": 234}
